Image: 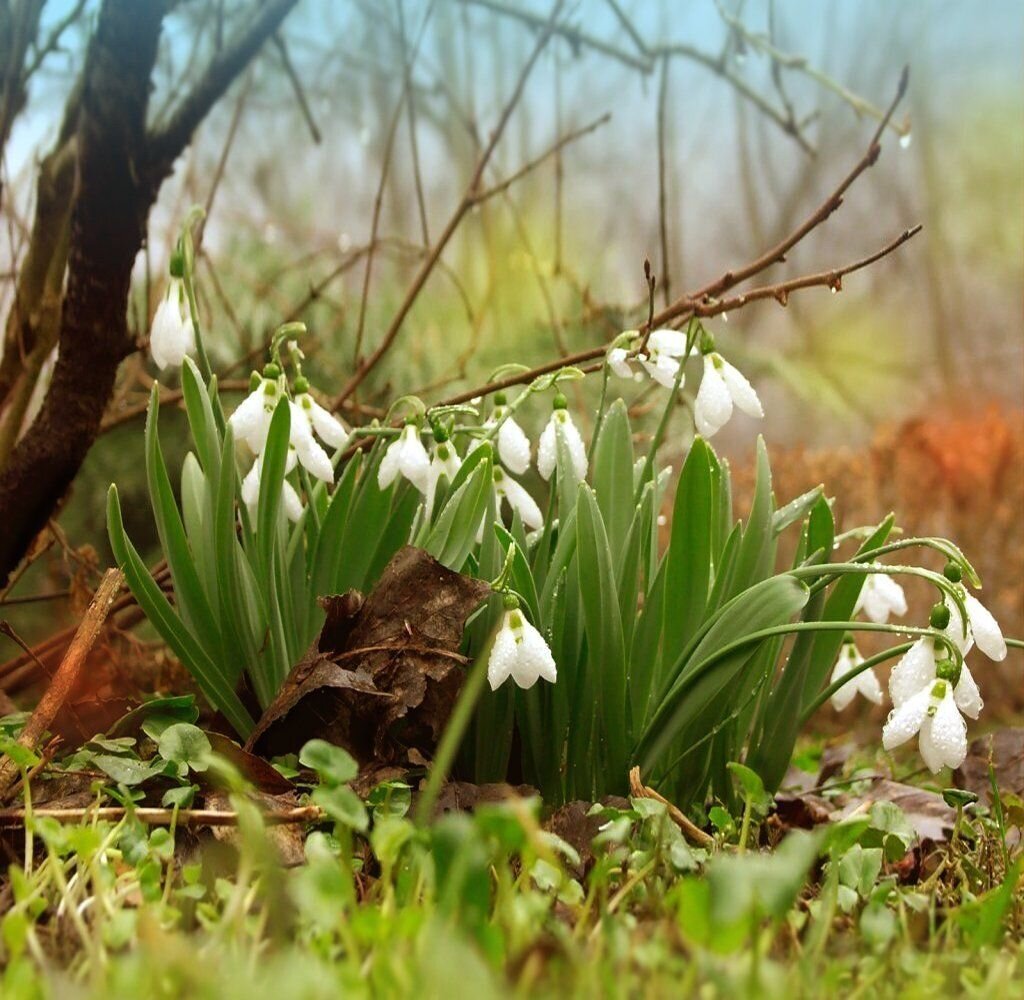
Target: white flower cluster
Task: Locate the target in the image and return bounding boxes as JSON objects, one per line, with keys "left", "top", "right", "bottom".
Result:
{"left": 607, "top": 328, "right": 763, "bottom": 439}
{"left": 487, "top": 601, "right": 557, "bottom": 691}
{"left": 829, "top": 567, "right": 1006, "bottom": 773}
{"left": 229, "top": 371, "right": 350, "bottom": 522}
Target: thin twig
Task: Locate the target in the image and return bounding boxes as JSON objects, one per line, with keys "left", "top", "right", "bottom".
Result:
{"left": 333, "top": 0, "right": 564, "bottom": 411}
{"left": 629, "top": 766, "right": 714, "bottom": 847}
{"left": 0, "top": 569, "right": 123, "bottom": 796}
{"left": 0, "top": 803, "right": 323, "bottom": 828}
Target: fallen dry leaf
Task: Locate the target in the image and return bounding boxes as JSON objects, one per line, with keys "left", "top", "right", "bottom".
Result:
{"left": 246, "top": 546, "right": 489, "bottom": 764}
{"left": 954, "top": 728, "right": 1024, "bottom": 804}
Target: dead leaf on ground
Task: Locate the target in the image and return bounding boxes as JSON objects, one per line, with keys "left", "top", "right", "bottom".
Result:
{"left": 246, "top": 546, "right": 489, "bottom": 765}
{"left": 954, "top": 728, "right": 1024, "bottom": 804}
{"left": 431, "top": 780, "right": 538, "bottom": 817}
{"left": 839, "top": 779, "right": 955, "bottom": 843}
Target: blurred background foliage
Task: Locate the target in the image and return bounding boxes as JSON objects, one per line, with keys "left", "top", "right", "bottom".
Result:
{"left": 0, "top": 0, "right": 1020, "bottom": 697}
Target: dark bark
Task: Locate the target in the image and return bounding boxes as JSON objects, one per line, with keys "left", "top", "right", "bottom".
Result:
{"left": 0, "top": 0, "right": 298, "bottom": 585}
{"left": 0, "top": 0, "right": 166, "bottom": 582}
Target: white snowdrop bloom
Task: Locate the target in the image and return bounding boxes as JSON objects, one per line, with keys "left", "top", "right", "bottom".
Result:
{"left": 150, "top": 278, "right": 195, "bottom": 370}
{"left": 889, "top": 637, "right": 984, "bottom": 720}
{"left": 607, "top": 346, "right": 637, "bottom": 380}
{"left": 495, "top": 412, "right": 531, "bottom": 475}
{"left": 487, "top": 604, "right": 557, "bottom": 691}
{"left": 854, "top": 572, "right": 908, "bottom": 623}
{"left": 830, "top": 640, "right": 883, "bottom": 711}
{"left": 537, "top": 400, "right": 588, "bottom": 482}
{"left": 694, "top": 352, "right": 763, "bottom": 438}
{"left": 424, "top": 440, "right": 462, "bottom": 515}
{"left": 294, "top": 390, "right": 350, "bottom": 451}
{"left": 882, "top": 678, "right": 968, "bottom": 773}
{"left": 288, "top": 401, "right": 334, "bottom": 484}
{"left": 639, "top": 329, "right": 691, "bottom": 389}
{"left": 241, "top": 449, "right": 303, "bottom": 523}
{"left": 945, "top": 589, "right": 1007, "bottom": 662}
{"left": 228, "top": 377, "right": 280, "bottom": 454}
{"left": 493, "top": 466, "right": 543, "bottom": 530}
{"left": 378, "top": 423, "right": 430, "bottom": 493}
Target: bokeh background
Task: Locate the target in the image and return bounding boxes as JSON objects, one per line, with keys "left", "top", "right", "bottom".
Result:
{"left": 1, "top": 0, "right": 1021, "bottom": 713}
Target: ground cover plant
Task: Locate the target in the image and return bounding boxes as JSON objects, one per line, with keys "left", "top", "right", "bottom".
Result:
{"left": 0, "top": 2, "right": 1021, "bottom": 997}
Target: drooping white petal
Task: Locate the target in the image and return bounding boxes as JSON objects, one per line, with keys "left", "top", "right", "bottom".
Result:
{"left": 520, "top": 620, "right": 557, "bottom": 684}
{"left": 424, "top": 443, "right": 462, "bottom": 516}
{"left": 918, "top": 686, "right": 967, "bottom": 773}
{"left": 497, "top": 473, "right": 543, "bottom": 530}
{"left": 228, "top": 388, "right": 267, "bottom": 446}
{"left": 536, "top": 419, "right": 557, "bottom": 481}
{"left": 398, "top": 425, "right": 430, "bottom": 493}
{"left": 857, "top": 666, "right": 885, "bottom": 705}
{"left": 607, "top": 347, "right": 634, "bottom": 379}
{"left": 305, "top": 396, "right": 349, "bottom": 450}
{"left": 497, "top": 416, "right": 531, "bottom": 475}
{"left": 829, "top": 645, "right": 862, "bottom": 712}
{"left": 639, "top": 353, "right": 682, "bottom": 389}
{"left": 882, "top": 686, "right": 931, "bottom": 751}
{"left": 694, "top": 356, "right": 733, "bottom": 438}
{"left": 281, "top": 480, "right": 304, "bottom": 522}
{"left": 856, "top": 573, "right": 908, "bottom": 624}
{"left": 719, "top": 358, "right": 764, "bottom": 419}
{"left": 241, "top": 460, "right": 261, "bottom": 511}
{"left": 647, "top": 329, "right": 689, "bottom": 358}
{"left": 559, "top": 412, "right": 588, "bottom": 481}
{"left": 953, "top": 663, "right": 984, "bottom": 720}
{"left": 963, "top": 592, "right": 1006, "bottom": 661}
{"left": 378, "top": 436, "right": 403, "bottom": 489}
{"left": 150, "top": 285, "right": 195, "bottom": 370}
{"left": 487, "top": 621, "right": 518, "bottom": 691}
{"left": 289, "top": 402, "right": 334, "bottom": 483}
{"left": 888, "top": 639, "right": 936, "bottom": 708}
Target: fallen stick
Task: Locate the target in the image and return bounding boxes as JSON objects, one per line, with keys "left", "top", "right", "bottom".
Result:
{"left": 0, "top": 804, "right": 323, "bottom": 828}
{"left": 628, "top": 765, "right": 715, "bottom": 848}
{"left": 0, "top": 568, "right": 123, "bottom": 797}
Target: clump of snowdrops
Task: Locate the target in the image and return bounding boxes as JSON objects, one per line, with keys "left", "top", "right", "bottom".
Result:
{"left": 109, "top": 217, "right": 1016, "bottom": 806}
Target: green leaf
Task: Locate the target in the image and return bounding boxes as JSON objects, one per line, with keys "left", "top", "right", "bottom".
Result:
{"left": 145, "top": 386, "right": 226, "bottom": 669}
{"left": 313, "top": 784, "right": 368, "bottom": 831}
{"left": 425, "top": 451, "right": 492, "bottom": 570}
{"left": 107, "top": 485, "right": 255, "bottom": 738}
{"left": 730, "top": 436, "right": 776, "bottom": 594}
{"left": 726, "top": 762, "right": 773, "bottom": 818}
{"left": 300, "top": 739, "right": 359, "bottom": 786}
{"left": 664, "top": 437, "right": 714, "bottom": 661}
{"left": 590, "top": 399, "right": 634, "bottom": 565}
{"left": 772, "top": 485, "right": 825, "bottom": 536}
{"left": 576, "top": 484, "right": 628, "bottom": 780}
{"left": 158, "top": 723, "right": 212, "bottom": 776}
{"left": 180, "top": 357, "right": 221, "bottom": 483}
{"left": 310, "top": 452, "right": 362, "bottom": 598}
{"left": 256, "top": 398, "right": 292, "bottom": 578}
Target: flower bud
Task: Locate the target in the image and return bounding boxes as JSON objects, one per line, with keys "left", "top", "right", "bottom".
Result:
{"left": 263, "top": 362, "right": 281, "bottom": 380}
{"left": 552, "top": 392, "right": 568, "bottom": 410}
{"left": 169, "top": 248, "right": 185, "bottom": 279}
{"left": 942, "top": 561, "right": 963, "bottom": 583}
{"left": 929, "top": 602, "right": 951, "bottom": 630}
{"left": 935, "top": 657, "right": 959, "bottom": 684}
{"left": 493, "top": 392, "right": 507, "bottom": 407}
{"left": 699, "top": 328, "right": 716, "bottom": 355}
{"left": 502, "top": 592, "right": 520, "bottom": 611}
{"left": 293, "top": 375, "right": 309, "bottom": 395}
{"left": 431, "top": 420, "right": 449, "bottom": 443}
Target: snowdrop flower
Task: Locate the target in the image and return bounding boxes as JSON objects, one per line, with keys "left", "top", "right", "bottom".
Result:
{"left": 288, "top": 401, "right": 335, "bottom": 484}
{"left": 882, "top": 677, "right": 967, "bottom": 773}
{"left": 293, "top": 384, "right": 350, "bottom": 451}
{"left": 493, "top": 466, "right": 543, "bottom": 530}
{"left": 229, "top": 371, "right": 284, "bottom": 454}
{"left": 940, "top": 582, "right": 1007, "bottom": 662}
{"left": 478, "top": 394, "right": 531, "bottom": 474}
{"left": 889, "top": 635, "right": 984, "bottom": 721}
{"left": 378, "top": 422, "right": 430, "bottom": 493}
{"left": 854, "top": 571, "right": 908, "bottom": 623}
{"left": 830, "top": 638, "right": 883, "bottom": 711}
{"left": 150, "top": 278, "right": 195, "bottom": 370}
{"left": 694, "top": 349, "right": 763, "bottom": 438}
{"left": 638, "top": 328, "right": 691, "bottom": 388}
{"left": 241, "top": 449, "right": 303, "bottom": 523}
{"left": 487, "top": 598, "right": 557, "bottom": 691}
{"left": 424, "top": 436, "right": 462, "bottom": 515}
{"left": 537, "top": 395, "right": 587, "bottom": 482}
{"left": 607, "top": 347, "right": 635, "bottom": 379}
